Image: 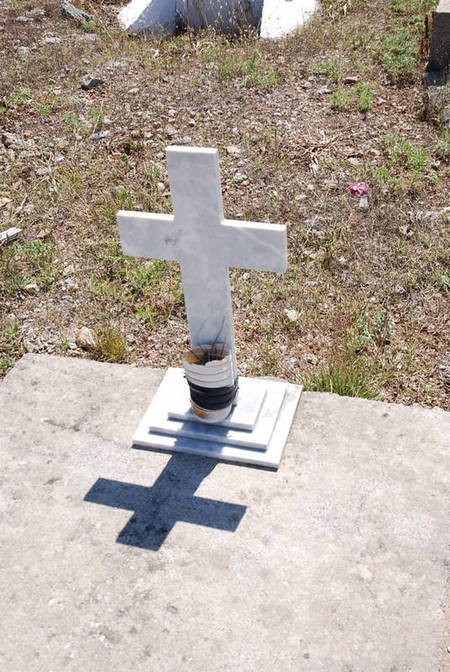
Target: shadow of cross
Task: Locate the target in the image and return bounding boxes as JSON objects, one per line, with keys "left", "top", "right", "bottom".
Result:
{"left": 84, "top": 454, "right": 247, "bottom": 551}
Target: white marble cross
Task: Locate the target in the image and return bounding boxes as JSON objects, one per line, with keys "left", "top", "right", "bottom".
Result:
{"left": 117, "top": 146, "right": 287, "bottom": 365}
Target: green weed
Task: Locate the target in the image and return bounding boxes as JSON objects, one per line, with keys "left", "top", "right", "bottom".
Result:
{"left": 330, "top": 88, "right": 350, "bottom": 111}
{"left": 0, "top": 355, "right": 14, "bottom": 370}
{"left": 6, "top": 88, "right": 32, "bottom": 107}
{"left": 81, "top": 19, "right": 96, "bottom": 31}
{"left": 347, "top": 306, "right": 393, "bottom": 354}
{"left": 356, "top": 82, "right": 374, "bottom": 112}
{"left": 316, "top": 58, "right": 341, "bottom": 83}
{"left": 0, "top": 316, "right": 25, "bottom": 373}
{"left": 382, "top": 133, "right": 429, "bottom": 175}
{"left": 370, "top": 133, "right": 432, "bottom": 191}
{"left": 24, "top": 239, "right": 58, "bottom": 291}
{"left": 303, "top": 359, "right": 378, "bottom": 398}
{"left": 217, "top": 49, "right": 280, "bottom": 86}
{"left": 124, "top": 259, "right": 165, "bottom": 298}
{"left": 135, "top": 306, "right": 156, "bottom": 325}
{"left": 389, "top": 0, "right": 437, "bottom": 16}
{"left": 63, "top": 112, "right": 84, "bottom": 129}
{"left": 380, "top": 28, "right": 419, "bottom": 84}
{"left": 433, "top": 268, "right": 450, "bottom": 292}
{"left": 88, "top": 106, "right": 105, "bottom": 131}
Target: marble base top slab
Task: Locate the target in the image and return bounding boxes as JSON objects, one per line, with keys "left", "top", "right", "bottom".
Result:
{"left": 162, "top": 367, "right": 267, "bottom": 430}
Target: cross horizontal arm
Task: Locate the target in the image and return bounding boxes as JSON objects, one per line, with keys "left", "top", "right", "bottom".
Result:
{"left": 117, "top": 210, "right": 179, "bottom": 261}
{"left": 84, "top": 478, "right": 147, "bottom": 511}
{"left": 222, "top": 219, "right": 287, "bottom": 272}
{"left": 179, "top": 498, "right": 246, "bottom": 531}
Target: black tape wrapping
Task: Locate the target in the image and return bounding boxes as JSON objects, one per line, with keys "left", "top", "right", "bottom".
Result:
{"left": 187, "top": 378, "right": 239, "bottom": 411}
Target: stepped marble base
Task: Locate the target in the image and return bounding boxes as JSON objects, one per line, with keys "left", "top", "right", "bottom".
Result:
{"left": 132, "top": 368, "right": 302, "bottom": 468}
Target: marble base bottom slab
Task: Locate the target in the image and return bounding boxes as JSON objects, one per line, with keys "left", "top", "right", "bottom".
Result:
{"left": 132, "top": 367, "right": 302, "bottom": 468}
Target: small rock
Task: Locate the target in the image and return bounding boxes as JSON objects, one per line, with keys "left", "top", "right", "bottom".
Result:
{"left": 106, "top": 59, "right": 126, "bottom": 69}
{"left": 128, "top": 87, "right": 139, "bottom": 94}
{"left": 15, "top": 15, "right": 32, "bottom": 23}
{"left": 395, "top": 285, "right": 407, "bottom": 295}
{"left": 41, "top": 36, "right": 61, "bottom": 45}
{"left": 24, "top": 282, "right": 39, "bottom": 294}
{"left": 398, "top": 224, "right": 412, "bottom": 237}
{"left": 303, "top": 353, "right": 318, "bottom": 365}
{"left": 317, "top": 86, "right": 332, "bottom": 95}
{"left": 347, "top": 157, "right": 360, "bottom": 166}
{"left": 2, "top": 133, "right": 35, "bottom": 150}
{"left": 165, "top": 125, "right": 177, "bottom": 137}
{"left": 17, "top": 46, "right": 30, "bottom": 58}
{"left": 0, "top": 197, "right": 12, "bottom": 208}
{"left": 0, "top": 227, "right": 22, "bottom": 244}
{"left": 91, "top": 130, "right": 111, "bottom": 140}
{"left": 226, "top": 145, "right": 241, "bottom": 156}
{"left": 157, "top": 182, "right": 165, "bottom": 192}
{"left": 234, "top": 171, "right": 247, "bottom": 184}
{"left": 358, "top": 195, "right": 369, "bottom": 210}
{"left": 63, "top": 278, "right": 79, "bottom": 291}
{"left": 36, "top": 167, "right": 50, "bottom": 176}
{"left": 284, "top": 308, "right": 300, "bottom": 322}
{"left": 81, "top": 75, "right": 104, "bottom": 90}
{"left": 28, "top": 8, "right": 46, "bottom": 18}
{"left": 80, "top": 33, "right": 97, "bottom": 43}
{"left": 75, "top": 327, "right": 97, "bottom": 352}
{"left": 61, "top": 0, "right": 93, "bottom": 22}
{"left": 343, "top": 76, "right": 359, "bottom": 84}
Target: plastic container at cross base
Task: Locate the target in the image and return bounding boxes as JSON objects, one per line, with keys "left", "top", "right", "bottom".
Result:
{"left": 182, "top": 344, "right": 238, "bottom": 423}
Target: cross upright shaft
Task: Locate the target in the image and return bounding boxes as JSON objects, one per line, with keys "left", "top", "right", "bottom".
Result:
{"left": 167, "top": 147, "right": 235, "bottom": 360}
{"left": 118, "top": 146, "right": 287, "bottom": 367}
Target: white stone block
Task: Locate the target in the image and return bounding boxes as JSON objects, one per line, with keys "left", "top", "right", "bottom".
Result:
{"left": 119, "top": 0, "right": 263, "bottom": 34}
{"left": 260, "top": 0, "right": 317, "bottom": 38}
{"left": 119, "top": 0, "right": 179, "bottom": 34}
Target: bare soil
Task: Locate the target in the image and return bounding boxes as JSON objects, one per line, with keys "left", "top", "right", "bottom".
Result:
{"left": 0, "top": 0, "right": 449, "bottom": 409}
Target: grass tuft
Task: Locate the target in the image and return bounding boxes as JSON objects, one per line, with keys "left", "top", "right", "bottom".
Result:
{"left": 94, "top": 325, "right": 127, "bottom": 363}
{"left": 303, "top": 359, "right": 379, "bottom": 399}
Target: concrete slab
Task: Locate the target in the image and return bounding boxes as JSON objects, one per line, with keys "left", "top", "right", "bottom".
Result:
{"left": 1, "top": 353, "right": 449, "bottom": 672}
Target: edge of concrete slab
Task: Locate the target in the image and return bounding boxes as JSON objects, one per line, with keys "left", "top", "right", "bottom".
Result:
{"left": 1, "top": 354, "right": 449, "bottom": 672}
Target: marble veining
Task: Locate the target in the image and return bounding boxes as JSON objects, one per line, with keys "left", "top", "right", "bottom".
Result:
{"left": 118, "top": 146, "right": 287, "bottom": 365}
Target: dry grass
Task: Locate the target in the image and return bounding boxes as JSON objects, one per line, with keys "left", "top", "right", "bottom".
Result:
{"left": 0, "top": 0, "right": 449, "bottom": 407}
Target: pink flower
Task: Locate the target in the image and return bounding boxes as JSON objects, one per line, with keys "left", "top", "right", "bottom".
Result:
{"left": 349, "top": 181, "right": 369, "bottom": 196}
